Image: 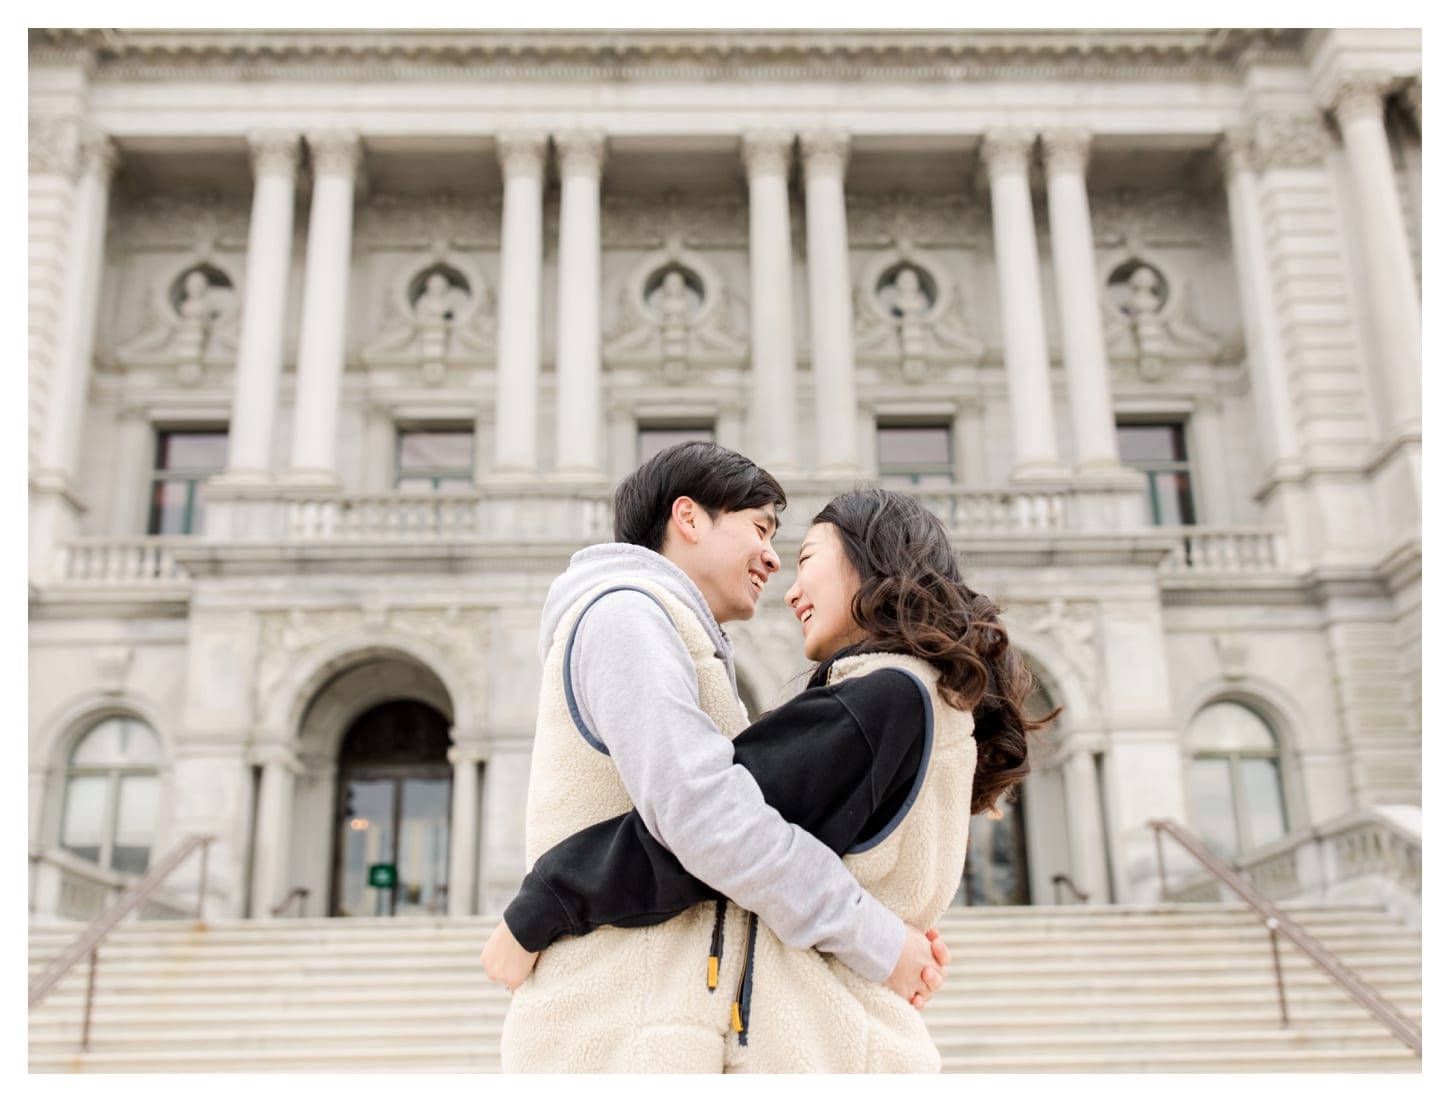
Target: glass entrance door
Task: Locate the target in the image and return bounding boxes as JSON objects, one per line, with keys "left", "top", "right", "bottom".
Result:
{"left": 331, "top": 699, "right": 454, "bottom": 917}
{"left": 337, "top": 773, "right": 452, "bottom": 917}
{"left": 954, "top": 796, "right": 1032, "bottom": 906}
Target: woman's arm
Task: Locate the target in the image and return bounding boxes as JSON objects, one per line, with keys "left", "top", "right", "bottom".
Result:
{"left": 501, "top": 668, "right": 928, "bottom": 951}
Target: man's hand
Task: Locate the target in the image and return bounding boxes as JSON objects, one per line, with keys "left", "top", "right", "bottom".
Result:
{"left": 884, "top": 923, "right": 950, "bottom": 1009}
{"left": 480, "top": 920, "right": 540, "bottom": 993}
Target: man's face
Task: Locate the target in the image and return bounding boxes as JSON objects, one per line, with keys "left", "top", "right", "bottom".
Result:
{"left": 687, "top": 504, "right": 781, "bottom": 624}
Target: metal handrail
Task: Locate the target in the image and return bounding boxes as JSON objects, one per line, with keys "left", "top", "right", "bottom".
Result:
{"left": 269, "top": 887, "right": 310, "bottom": 918}
{"left": 1051, "top": 872, "right": 1091, "bottom": 904}
{"left": 29, "top": 834, "right": 214, "bottom": 1051}
{"left": 1149, "top": 818, "right": 1420, "bottom": 1055}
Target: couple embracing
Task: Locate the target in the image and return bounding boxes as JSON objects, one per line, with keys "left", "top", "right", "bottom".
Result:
{"left": 481, "top": 441, "right": 1052, "bottom": 1073}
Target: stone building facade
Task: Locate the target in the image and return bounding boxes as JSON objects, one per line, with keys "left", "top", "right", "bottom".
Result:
{"left": 28, "top": 29, "right": 1421, "bottom": 923}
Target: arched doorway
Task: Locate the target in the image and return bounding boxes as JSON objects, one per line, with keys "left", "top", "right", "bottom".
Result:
{"left": 954, "top": 681, "right": 1060, "bottom": 906}
{"left": 331, "top": 700, "right": 452, "bottom": 917}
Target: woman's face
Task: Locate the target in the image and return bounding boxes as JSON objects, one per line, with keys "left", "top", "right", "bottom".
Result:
{"left": 784, "top": 523, "right": 862, "bottom": 661}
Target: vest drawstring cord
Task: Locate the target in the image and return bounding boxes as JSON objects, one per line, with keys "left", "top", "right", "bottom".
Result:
{"left": 707, "top": 897, "right": 727, "bottom": 990}
{"left": 731, "top": 912, "right": 759, "bottom": 1046}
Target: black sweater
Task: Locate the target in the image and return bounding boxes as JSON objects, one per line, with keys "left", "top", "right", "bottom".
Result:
{"left": 503, "top": 657, "right": 931, "bottom": 952}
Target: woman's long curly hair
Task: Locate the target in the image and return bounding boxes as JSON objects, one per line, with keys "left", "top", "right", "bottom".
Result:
{"left": 813, "top": 489, "right": 1060, "bottom": 816}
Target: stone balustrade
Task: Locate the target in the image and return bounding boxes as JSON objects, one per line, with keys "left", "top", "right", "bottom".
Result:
{"left": 1163, "top": 806, "right": 1422, "bottom": 926}
{"left": 1161, "top": 528, "right": 1288, "bottom": 573}
{"left": 29, "top": 848, "right": 194, "bottom": 923}
{"left": 53, "top": 540, "right": 190, "bottom": 585}
{"left": 285, "top": 492, "right": 482, "bottom": 541}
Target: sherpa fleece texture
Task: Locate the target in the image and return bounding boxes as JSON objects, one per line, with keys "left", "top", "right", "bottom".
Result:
{"left": 501, "top": 574, "right": 757, "bottom": 1073}
{"left": 719, "top": 652, "right": 978, "bottom": 1073}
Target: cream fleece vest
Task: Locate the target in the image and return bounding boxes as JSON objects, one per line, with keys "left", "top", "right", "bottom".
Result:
{"left": 502, "top": 578, "right": 753, "bottom": 1073}
{"left": 724, "top": 652, "right": 977, "bottom": 1074}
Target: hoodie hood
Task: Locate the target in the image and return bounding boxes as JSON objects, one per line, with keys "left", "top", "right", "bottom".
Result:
{"left": 538, "top": 542, "right": 737, "bottom": 686}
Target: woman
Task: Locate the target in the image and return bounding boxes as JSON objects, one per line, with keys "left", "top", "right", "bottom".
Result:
{"left": 483, "top": 488, "right": 1055, "bottom": 1072}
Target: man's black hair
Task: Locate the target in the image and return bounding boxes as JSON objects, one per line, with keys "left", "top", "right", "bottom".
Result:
{"left": 613, "top": 441, "right": 787, "bottom": 552}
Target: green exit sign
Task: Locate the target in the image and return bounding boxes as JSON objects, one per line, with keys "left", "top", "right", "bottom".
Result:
{"left": 368, "top": 863, "right": 397, "bottom": 889}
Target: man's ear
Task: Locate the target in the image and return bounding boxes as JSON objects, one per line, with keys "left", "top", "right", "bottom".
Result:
{"left": 668, "top": 496, "right": 701, "bottom": 545}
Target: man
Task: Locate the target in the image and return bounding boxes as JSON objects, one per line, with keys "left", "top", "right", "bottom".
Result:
{"left": 485, "top": 442, "right": 947, "bottom": 1072}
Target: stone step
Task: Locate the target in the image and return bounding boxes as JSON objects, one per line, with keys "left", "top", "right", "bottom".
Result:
{"left": 939, "top": 1048, "right": 1421, "bottom": 1073}
{"left": 28, "top": 998, "right": 1421, "bottom": 1039}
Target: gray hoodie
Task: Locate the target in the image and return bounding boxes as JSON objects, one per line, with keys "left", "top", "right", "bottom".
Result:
{"left": 534, "top": 542, "right": 903, "bottom": 984}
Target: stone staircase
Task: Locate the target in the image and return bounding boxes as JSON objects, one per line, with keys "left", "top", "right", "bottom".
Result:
{"left": 29, "top": 901, "right": 1421, "bottom": 1073}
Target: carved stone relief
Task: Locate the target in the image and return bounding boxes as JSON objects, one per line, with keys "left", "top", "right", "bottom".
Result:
{"left": 362, "top": 245, "right": 496, "bottom": 380}
{"left": 107, "top": 193, "right": 251, "bottom": 253}
{"left": 601, "top": 192, "right": 749, "bottom": 250}
{"left": 852, "top": 241, "right": 984, "bottom": 381}
{"left": 1098, "top": 247, "right": 1227, "bottom": 382}
{"left": 353, "top": 193, "right": 501, "bottom": 250}
{"left": 29, "top": 114, "right": 80, "bottom": 176}
{"left": 846, "top": 192, "right": 987, "bottom": 248}
{"left": 603, "top": 235, "right": 749, "bottom": 383}
{"left": 252, "top": 604, "right": 492, "bottom": 725}
{"left": 114, "top": 254, "right": 243, "bottom": 384}
{"left": 1005, "top": 597, "right": 1103, "bottom": 712}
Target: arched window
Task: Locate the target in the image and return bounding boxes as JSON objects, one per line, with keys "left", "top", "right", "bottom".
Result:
{"left": 1186, "top": 702, "right": 1288, "bottom": 859}
{"left": 60, "top": 717, "right": 161, "bottom": 875}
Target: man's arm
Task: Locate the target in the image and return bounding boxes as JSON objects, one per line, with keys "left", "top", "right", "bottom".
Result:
{"left": 570, "top": 592, "right": 905, "bottom": 983}
{"left": 504, "top": 670, "right": 928, "bottom": 950}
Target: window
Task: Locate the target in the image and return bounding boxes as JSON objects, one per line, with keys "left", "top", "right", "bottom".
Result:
{"left": 148, "top": 429, "right": 228, "bottom": 535}
{"left": 60, "top": 717, "right": 162, "bottom": 876}
{"left": 1186, "top": 702, "right": 1288, "bottom": 860}
{"left": 877, "top": 423, "right": 953, "bottom": 488}
{"left": 1117, "top": 422, "right": 1196, "bottom": 525}
{"left": 637, "top": 424, "right": 715, "bottom": 466}
{"left": 395, "top": 428, "right": 474, "bottom": 491}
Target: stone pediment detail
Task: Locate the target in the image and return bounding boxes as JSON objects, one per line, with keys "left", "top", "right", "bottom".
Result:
{"left": 601, "top": 193, "right": 749, "bottom": 250}
{"left": 1097, "top": 245, "right": 1228, "bottom": 382}
{"left": 852, "top": 242, "right": 984, "bottom": 382}
{"left": 114, "top": 253, "right": 242, "bottom": 385}
{"left": 32, "top": 29, "right": 1309, "bottom": 81}
{"left": 847, "top": 193, "right": 986, "bottom": 249}
{"left": 361, "top": 245, "right": 496, "bottom": 382}
{"left": 354, "top": 194, "right": 501, "bottom": 250}
{"left": 603, "top": 237, "right": 748, "bottom": 384}
{"left": 1091, "top": 190, "right": 1226, "bottom": 250}
{"left": 108, "top": 195, "right": 251, "bottom": 252}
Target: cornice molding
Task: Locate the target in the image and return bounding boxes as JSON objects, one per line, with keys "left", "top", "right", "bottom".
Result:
{"left": 28, "top": 29, "right": 1310, "bottom": 82}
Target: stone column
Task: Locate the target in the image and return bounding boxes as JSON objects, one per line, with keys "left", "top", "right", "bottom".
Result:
{"left": 1217, "top": 130, "right": 1301, "bottom": 471}
{"left": 983, "top": 130, "right": 1064, "bottom": 479}
{"left": 30, "top": 130, "right": 118, "bottom": 563}
{"left": 492, "top": 131, "right": 548, "bottom": 478}
{"left": 221, "top": 132, "right": 300, "bottom": 484}
{"left": 801, "top": 129, "right": 860, "bottom": 477}
{"left": 249, "top": 746, "right": 299, "bottom": 919}
{"left": 1329, "top": 75, "right": 1421, "bottom": 440}
{"left": 743, "top": 131, "right": 800, "bottom": 476}
{"left": 1063, "top": 747, "right": 1110, "bottom": 903}
{"left": 286, "top": 131, "right": 361, "bottom": 486}
{"left": 1041, "top": 129, "right": 1119, "bottom": 472}
{"left": 552, "top": 131, "right": 606, "bottom": 480}
{"left": 446, "top": 739, "right": 481, "bottom": 916}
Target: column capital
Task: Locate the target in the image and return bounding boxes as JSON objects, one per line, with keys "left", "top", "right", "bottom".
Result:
{"left": 497, "top": 130, "right": 549, "bottom": 178}
{"left": 741, "top": 130, "right": 794, "bottom": 178}
{"left": 555, "top": 129, "right": 606, "bottom": 177}
{"left": 77, "top": 128, "right": 119, "bottom": 182}
{"left": 1215, "top": 127, "right": 1259, "bottom": 178}
{"left": 800, "top": 128, "right": 850, "bottom": 178}
{"left": 1041, "top": 127, "right": 1092, "bottom": 177}
{"left": 1401, "top": 74, "right": 1421, "bottom": 133}
{"left": 306, "top": 130, "right": 361, "bottom": 178}
{"left": 1328, "top": 72, "right": 1393, "bottom": 126}
{"left": 1252, "top": 111, "right": 1331, "bottom": 170}
{"left": 981, "top": 129, "right": 1035, "bottom": 176}
{"left": 248, "top": 130, "right": 301, "bottom": 179}
{"left": 247, "top": 743, "right": 303, "bottom": 774}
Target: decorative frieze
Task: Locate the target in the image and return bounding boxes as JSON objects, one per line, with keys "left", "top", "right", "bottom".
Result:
{"left": 29, "top": 114, "right": 79, "bottom": 177}
{"left": 845, "top": 192, "right": 985, "bottom": 248}
{"left": 600, "top": 193, "right": 748, "bottom": 249}
{"left": 1252, "top": 112, "right": 1333, "bottom": 170}
{"left": 354, "top": 194, "right": 500, "bottom": 250}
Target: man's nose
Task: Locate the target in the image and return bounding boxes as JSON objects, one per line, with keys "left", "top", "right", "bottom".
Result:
{"left": 762, "top": 541, "right": 781, "bottom": 573}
